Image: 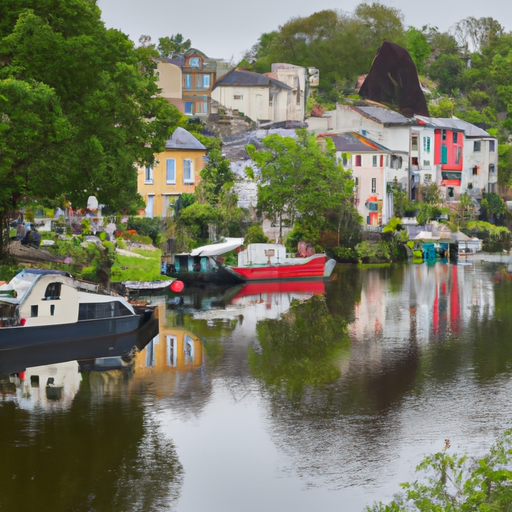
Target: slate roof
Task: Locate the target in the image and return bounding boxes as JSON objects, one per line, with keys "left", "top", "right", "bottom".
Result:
{"left": 319, "top": 132, "right": 391, "bottom": 153}
{"left": 414, "top": 115, "right": 492, "bottom": 138}
{"left": 165, "top": 127, "right": 206, "bottom": 150}
{"left": 352, "top": 105, "right": 411, "bottom": 126}
{"left": 213, "top": 69, "right": 291, "bottom": 91}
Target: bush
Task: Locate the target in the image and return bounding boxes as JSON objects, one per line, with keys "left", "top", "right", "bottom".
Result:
{"left": 245, "top": 225, "right": 269, "bottom": 244}
{"left": 126, "top": 217, "right": 164, "bottom": 243}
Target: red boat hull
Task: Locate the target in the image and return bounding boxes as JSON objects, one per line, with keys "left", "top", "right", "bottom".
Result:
{"left": 229, "top": 254, "right": 327, "bottom": 281}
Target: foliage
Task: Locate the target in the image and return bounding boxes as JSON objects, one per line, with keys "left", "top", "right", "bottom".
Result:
{"left": 0, "top": 0, "right": 182, "bottom": 248}
{"left": 157, "top": 33, "right": 191, "bottom": 58}
{"left": 481, "top": 192, "right": 507, "bottom": 220}
{"left": 450, "top": 193, "right": 478, "bottom": 228}
{"left": 465, "top": 220, "right": 510, "bottom": 242}
{"left": 332, "top": 245, "right": 359, "bottom": 261}
{"left": 247, "top": 129, "right": 355, "bottom": 247}
{"left": 416, "top": 203, "right": 445, "bottom": 225}
{"left": 245, "top": 225, "right": 269, "bottom": 244}
{"left": 196, "top": 148, "right": 236, "bottom": 206}
{"left": 126, "top": 217, "right": 164, "bottom": 244}
{"left": 249, "top": 295, "right": 349, "bottom": 398}
{"left": 366, "top": 430, "right": 512, "bottom": 512}
{"left": 177, "top": 202, "right": 218, "bottom": 241}
{"left": 391, "top": 185, "right": 416, "bottom": 218}
{"left": 178, "top": 193, "right": 196, "bottom": 212}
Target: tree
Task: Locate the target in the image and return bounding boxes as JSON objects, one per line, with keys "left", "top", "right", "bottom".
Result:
{"left": 403, "top": 26, "right": 431, "bottom": 75}
{"left": 480, "top": 192, "right": 506, "bottom": 221}
{"left": 0, "top": 0, "right": 181, "bottom": 249}
{"left": 157, "top": 34, "right": 191, "bottom": 58}
{"left": 246, "top": 129, "right": 355, "bottom": 246}
{"left": 196, "top": 148, "right": 237, "bottom": 206}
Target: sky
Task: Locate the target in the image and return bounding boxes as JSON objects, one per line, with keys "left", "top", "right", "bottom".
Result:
{"left": 97, "top": 0, "right": 512, "bottom": 61}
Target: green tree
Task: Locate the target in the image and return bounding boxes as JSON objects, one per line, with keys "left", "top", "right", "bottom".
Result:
{"left": 480, "top": 192, "right": 506, "bottom": 220}
{"left": 403, "top": 26, "right": 431, "bottom": 75}
{"left": 0, "top": 0, "right": 181, "bottom": 248}
{"left": 246, "top": 129, "right": 355, "bottom": 245}
{"left": 157, "top": 33, "right": 191, "bottom": 58}
{"left": 196, "top": 148, "right": 236, "bottom": 206}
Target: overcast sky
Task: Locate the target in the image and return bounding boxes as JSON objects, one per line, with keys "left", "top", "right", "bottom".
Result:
{"left": 97, "top": 0, "right": 511, "bottom": 61}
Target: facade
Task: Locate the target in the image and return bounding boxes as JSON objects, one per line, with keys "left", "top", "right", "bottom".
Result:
{"left": 155, "top": 58, "right": 184, "bottom": 112}
{"left": 414, "top": 116, "right": 498, "bottom": 201}
{"left": 137, "top": 127, "right": 206, "bottom": 218}
{"left": 319, "top": 132, "right": 407, "bottom": 226}
{"left": 211, "top": 69, "right": 294, "bottom": 125}
{"left": 181, "top": 49, "right": 216, "bottom": 116}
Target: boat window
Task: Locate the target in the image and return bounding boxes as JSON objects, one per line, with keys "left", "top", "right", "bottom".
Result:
{"left": 0, "top": 302, "right": 18, "bottom": 327}
{"left": 78, "top": 301, "right": 133, "bottom": 320}
{"left": 44, "top": 282, "right": 62, "bottom": 300}
{"left": 50, "top": 305, "right": 55, "bottom": 316}
{"left": 31, "top": 305, "right": 38, "bottom": 317}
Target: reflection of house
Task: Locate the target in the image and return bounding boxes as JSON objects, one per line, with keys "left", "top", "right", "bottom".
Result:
{"left": 212, "top": 69, "right": 294, "bottom": 125}
{"left": 318, "top": 132, "right": 406, "bottom": 226}
{"left": 132, "top": 305, "right": 204, "bottom": 393}
{"left": 137, "top": 127, "right": 206, "bottom": 218}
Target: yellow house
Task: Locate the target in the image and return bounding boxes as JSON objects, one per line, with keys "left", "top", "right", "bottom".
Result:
{"left": 137, "top": 127, "right": 207, "bottom": 217}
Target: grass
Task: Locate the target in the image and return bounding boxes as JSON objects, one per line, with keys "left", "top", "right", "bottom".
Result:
{"left": 110, "top": 248, "right": 169, "bottom": 282}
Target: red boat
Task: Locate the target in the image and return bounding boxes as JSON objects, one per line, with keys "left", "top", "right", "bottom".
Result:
{"left": 226, "top": 244, "right": 335, "bottom": 282}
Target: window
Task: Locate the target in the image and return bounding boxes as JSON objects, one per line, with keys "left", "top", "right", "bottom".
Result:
{"left": 184, "top": 74, "right": 192, "bottom": 89}
{"left": 189, "top": 57, "right": 200, "bottom": 68}
{"left": 269, "top": 96, "right": 273, "bottom": 107}
{"left": 472, "top": 165, "right": 479, "bottom": 175}
{"left": 355, "top": 155, "right": 362, "bottom": 166}
{"left": 166, "top": 159, "right": 176, "bottom": 184}
{"left": 78, "top": 301, "right": 133, "bottom": 320}
{"left": 31, "top": 305, "right": 38, "bottom": 317}
{"left": 167, "top": 335, "right": 177, "bottom": 366}
{"left": 196, "top": 75, "right": 202, "bottom": 88}
{"left": 185, "top": 101, "right": 194, "bottom": 115}
{"left": 452, "top": 132, "right": 458, "bottom": 144}
{"left": 411, "top": 136, "right": 418, "bottom": 151}
{"left": 355, "top": 177, "right": 359, "bottom": 187}
{"left": 490, "top": 163, "right": 496, "bottom": 173}
{"left": 44, "top": 282, "right": 61, "bottom": 300}
{"left": 203, "top": 102, "right": 208, "bottom": 113}
{"left": 442, "top": 130, "right": 447, "bottom": 141}
{"left": 474, "top": 140, "right": 481, "bottom": 152}
{"left": 455, "top": 147, "right": 462, "bottom": 165}
{"left": 423, "top": 160, "right": 431, "bottom": 167}
{"left": 50, "top": 304, "right": 55, "bottom": 316}
{"left": 234, "top": 94, "right": 243, "bottom": 100}
{"left": 184, "top": 335, "right": 194, "bottom": 363}
{"left": 203, "top": 75, "right": 210, "bottom": 88}
{"left": 145, "top": 166, "right": 153, "bottom": 184}
{"left": 380, "top": 155, "right": 384, "bottom": 167}
{"left": 424, "top": 174, "right": 432, "bottom": 183}
{"left": 423, "top": 136, "right": 431, "bottom": 152}
{"left": 371, "top": 178, "right": 377, "bottom": 193}
{"left": 183, "top": 159, "right": 193, "bottom": 183}
{"left": 489, "top": 140, "right": 496, "bottom": 152}
{"left": 372, "top": 155, "right": 377, "bottom": 167}
{"left": 412, "top": 157, "right": 419, "bottom": 166}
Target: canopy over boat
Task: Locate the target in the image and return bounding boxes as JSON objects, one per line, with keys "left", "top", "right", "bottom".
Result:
{"left": 190, "top": 238, "right": 244, "bottom": 257}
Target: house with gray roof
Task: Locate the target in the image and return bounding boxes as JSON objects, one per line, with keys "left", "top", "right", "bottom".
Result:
{"left": 211, "top": 69, "right": 305, "bottom": 126}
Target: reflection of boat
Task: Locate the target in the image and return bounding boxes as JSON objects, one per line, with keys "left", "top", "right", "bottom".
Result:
{"left": 232, "top": 280, "right": 326, "bottom": 300}
{"left": 0, "top": 269, "right": 158, "bottom": 374}
{"left": 122, "top": 280, "right": 173, "bottom": 291}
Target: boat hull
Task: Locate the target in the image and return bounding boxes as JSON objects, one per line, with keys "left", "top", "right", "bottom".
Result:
{"left": 229, "top": 254, "right": 328, "bottom": 281}
{"left": 0, "top": 309, "right": 158, "bottom": 375}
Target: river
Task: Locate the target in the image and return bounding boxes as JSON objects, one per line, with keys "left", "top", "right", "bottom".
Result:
{"left": 2, "top": 256, "right": 512, "bottom": 511}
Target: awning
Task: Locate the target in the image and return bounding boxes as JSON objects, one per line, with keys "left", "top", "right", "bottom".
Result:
{"left": 190, "top": 238, "right": 245, "bottom": 257}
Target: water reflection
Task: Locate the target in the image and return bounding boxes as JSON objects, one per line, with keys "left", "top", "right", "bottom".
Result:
{"left": 4, "top": 261, "right": 512, "bottom": 511}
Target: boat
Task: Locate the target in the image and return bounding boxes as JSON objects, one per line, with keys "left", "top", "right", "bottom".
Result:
{"left": 226, "top": 243, "right": 336, "bottom": 282}
{"left": 0, "top": 269, "right": 159, "bottom": 373}
{"left": 163, "top": 239, "right": 335, "bottom": 284}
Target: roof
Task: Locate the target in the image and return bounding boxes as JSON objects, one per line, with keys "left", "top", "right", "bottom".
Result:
{"left": 351, "top": 105, "right": 411, "bottom": 126}
{"left": 414, "top": 116, "right": 492, "bottom": 137}
{"left": 213, "top": 69, "right": 291, "bottom": 91}
{"left": 165, "top": 127, "right": 206, "bottom": 151}
{"left": 319, "top": 132, "right": 391, "bottom": 153}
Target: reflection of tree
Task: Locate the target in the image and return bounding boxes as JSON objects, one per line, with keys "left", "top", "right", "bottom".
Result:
{"left": 0, "top": 371, "right": 183, "bottom": 512}
{"left": 249, "top": 295, "right": 350, "bottom": 398}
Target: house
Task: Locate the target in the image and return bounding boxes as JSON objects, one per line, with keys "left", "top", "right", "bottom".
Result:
{"left": 318, "top": 132, "right": 407, "bottom": 226}
{"left": 211, "top": 69, "right": 295, "bottom": 126}
{"left": 155, "top": 57, "right": 184, "bottom": 112}
{"left": 414, "top": 116, "right": 498, "bottom": 201}
{"left": 137, "top": 127, "right": 206, "bottom": 218}
{"left": 263, "top": 63, "right": 309, "bottom": 123}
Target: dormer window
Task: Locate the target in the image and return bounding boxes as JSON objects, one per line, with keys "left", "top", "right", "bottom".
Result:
{"left": 189, "top": 57, "right": 200, "bottom": 69}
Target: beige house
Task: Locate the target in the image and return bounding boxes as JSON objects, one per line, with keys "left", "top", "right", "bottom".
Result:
{"left": 211, "top": 69, "right": 294, "bottom": 126}
{"left": 155, "top": 58, "right": 184, "bottom": 112}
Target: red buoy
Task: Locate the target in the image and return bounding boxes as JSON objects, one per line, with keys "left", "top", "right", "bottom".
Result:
{"left": 170, "top": 280, "right": 184, "bottom": 293}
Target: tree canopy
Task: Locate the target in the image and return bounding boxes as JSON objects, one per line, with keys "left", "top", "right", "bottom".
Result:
{"left": 246, "top": 129, "right": 355, "bottom": 246}
{"left": 0, "top": 0, "right": 181, "bottom": 235}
